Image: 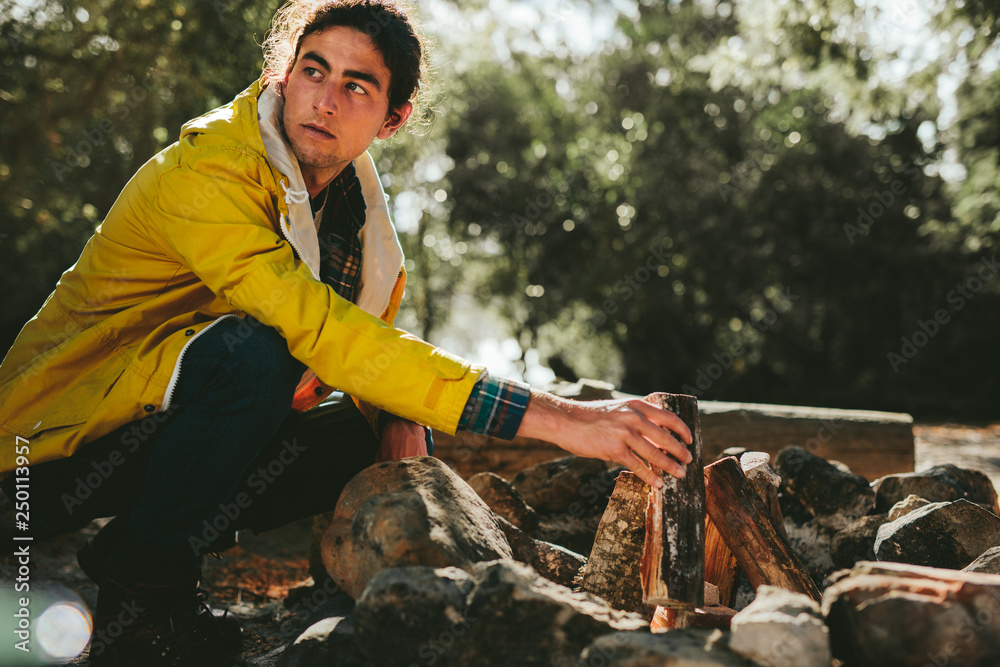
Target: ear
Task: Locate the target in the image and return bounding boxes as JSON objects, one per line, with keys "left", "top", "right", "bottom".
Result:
{"left": 377, "top": 101, "right": 413, "bottom": 140}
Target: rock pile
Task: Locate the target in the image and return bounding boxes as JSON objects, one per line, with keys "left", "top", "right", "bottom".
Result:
{"left": 281, "top": 449, "right": 1000, "bottom": 666}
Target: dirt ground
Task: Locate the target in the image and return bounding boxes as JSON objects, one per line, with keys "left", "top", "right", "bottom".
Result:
{"left": 2, "top": 420, "right": 999, "bottom": 666}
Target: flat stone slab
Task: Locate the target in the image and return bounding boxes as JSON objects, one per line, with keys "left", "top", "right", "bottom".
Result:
{"left": 435, "top": 398, "right": 913, "bottom": 482}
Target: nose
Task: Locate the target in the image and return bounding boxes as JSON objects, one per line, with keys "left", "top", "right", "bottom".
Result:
{"left": 315, "top": 84, "right": 338, "bottom": 115}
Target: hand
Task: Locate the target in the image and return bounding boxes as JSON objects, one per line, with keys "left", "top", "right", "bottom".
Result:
{"left": 516, "top": 390, "right": 694, "bottom": 488}
{"left": 376, "top": 417, "right": 428, "bottom": 462}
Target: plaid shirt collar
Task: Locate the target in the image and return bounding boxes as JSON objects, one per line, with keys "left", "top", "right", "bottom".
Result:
{"left": 313, "top": 163, "right": 367, "bottom": 303}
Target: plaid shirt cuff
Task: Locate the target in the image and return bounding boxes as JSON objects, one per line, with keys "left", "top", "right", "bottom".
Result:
{"left": 457, "top": 372, "right": 531, "bottom": 440}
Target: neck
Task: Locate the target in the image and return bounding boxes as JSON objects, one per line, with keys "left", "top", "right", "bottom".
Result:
{"left": 301, "top": 162, "right": 348, "bottom": 199}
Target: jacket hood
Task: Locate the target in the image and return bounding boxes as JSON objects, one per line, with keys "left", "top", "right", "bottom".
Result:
{"left": 180, "top": 79, "right": 405, "bottom": 319}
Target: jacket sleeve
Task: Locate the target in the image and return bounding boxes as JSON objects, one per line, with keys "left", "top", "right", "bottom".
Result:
{"left": 144, "top": 147, "right": 483, "bottom": 434}
{"left": 351, "top": 266, "right": 408, "bottom": 433}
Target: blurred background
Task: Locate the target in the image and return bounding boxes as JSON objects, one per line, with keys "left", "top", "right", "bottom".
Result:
{"left": 1, "top": 0, "right": 998, "bottom": 419}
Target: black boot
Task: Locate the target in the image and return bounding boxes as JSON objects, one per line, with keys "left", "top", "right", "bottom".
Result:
{"left": 79, "top": 519, "right": 244, "bottom": 665}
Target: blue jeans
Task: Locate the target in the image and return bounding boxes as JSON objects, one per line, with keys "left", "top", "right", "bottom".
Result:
{"left": 3, "top": 317, "right": 380, "bottom": 552}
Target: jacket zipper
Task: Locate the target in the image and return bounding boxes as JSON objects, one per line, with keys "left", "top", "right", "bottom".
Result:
{"left": 159, "top": 314, "right": 242, "bottom": 411}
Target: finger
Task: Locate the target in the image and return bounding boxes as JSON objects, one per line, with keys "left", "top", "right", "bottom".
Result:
{"left": 628, "top": 430, "right": 688, "bottom": 479}
{"left": 634, "top": 400, "right": 693, "bottom": 444}
{"left": 629, "top": 414, "right": 693, "bottom": 466}
{"left": 619, "top": 448, "right": 662, "bottom": 488}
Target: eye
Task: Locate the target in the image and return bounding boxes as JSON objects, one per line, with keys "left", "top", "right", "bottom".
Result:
{"left": 303, "top": 66, "right": 322, "bottom": 79}
{"left": 346, "top": 81, "right": 368, "bottom": 95}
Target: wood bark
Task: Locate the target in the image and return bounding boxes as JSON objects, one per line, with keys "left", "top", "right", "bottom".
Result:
{"left": 640, "top": 393, "right": 705, "bottom": 609}
{"left": 577, "top": 471, "right": 652, "bottom": 617}
{"left": 704, "top": 456, "right": 821, "bottom": 602}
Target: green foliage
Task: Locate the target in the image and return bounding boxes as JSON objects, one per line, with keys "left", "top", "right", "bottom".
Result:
{"left": 2, "top": 0, "right": 997, "bottom": 416}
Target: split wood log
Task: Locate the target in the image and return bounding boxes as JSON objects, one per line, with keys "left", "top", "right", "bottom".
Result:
{"left": 577, "top": 471, "right": 651, "bottom": 617}
{"left": 640, "top": 393, "right": 705, "bottom": 609}
{"left": 704, "top": 515, "right": 740, "bottom": 607}
{"left": 739, "top": 451, "right": 787, "bottom": 540}
{"left": 704, "top": 456, "right": 821, "bottom": 602}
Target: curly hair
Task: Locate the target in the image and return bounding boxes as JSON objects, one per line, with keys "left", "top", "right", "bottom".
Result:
{"left": 262, "top": 0, "right": 427, "bottom": 116}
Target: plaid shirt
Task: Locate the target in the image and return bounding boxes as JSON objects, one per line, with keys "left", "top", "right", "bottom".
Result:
{"left": 314, "top": 167, "right": 530, "bottom": 441}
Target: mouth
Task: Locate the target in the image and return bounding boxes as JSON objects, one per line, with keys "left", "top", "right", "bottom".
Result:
{"left": 302, "top": 123, "right": 335, "bottom": 140}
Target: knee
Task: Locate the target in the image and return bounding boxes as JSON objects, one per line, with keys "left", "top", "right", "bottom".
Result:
{"left": 197, "top": 317, "right": 304, "bottom": 396}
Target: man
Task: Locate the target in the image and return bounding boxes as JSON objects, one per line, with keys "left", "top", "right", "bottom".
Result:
{"left": 0, "top": 1, "right": 692, "bottom": 664}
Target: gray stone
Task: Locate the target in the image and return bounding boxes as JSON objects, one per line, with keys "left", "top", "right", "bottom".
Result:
{"left": 963, "top": 545, "right": 1000, "bottom": 574}
{"left": 781, "top": 517, "right": 835, "bottom": 579}
{"left": 872, "top": 464, "right": 1000, "bottom": 515}
{"left": 580, "top": 629, "right": 753, "bottom": 666}
{"left": 775, "top": 446, "right": 875, "bottom": 531}
{"left": 496, "top": 515, "right": 586, "bottom": 588}
{"left": 830, "top": 514, "right": 888, "bottom": 569}
{"left": 886, "top": 494, "right": 931, "bottom": 521}
{"left": 822, "top": 564, "right": 1000, "bottom": 666}
{"left": 511, "top": 456, "right": 618, "bottom": 516}
{"left": 468, "top": 471, "right": 539, "bottom": 532}
{"left": 453, "top": 560, "right": 648, "bottom": 667}
{"left": 353, "top": 566, "right": 475, "bottom": 667}
{"left": 321, "top": 456, "right": 513, "bottom": 598}
{"left": 277, "top": 615, "right": 370, "bottom": 667}
{"left": 874, "top": 498, "right": 1000, "bottom": 570}
{"left": 728, "top": 586, "right": 830, "bottom": 667}
{"left": 351, "top": 560, "right": 647, "bottom": 667}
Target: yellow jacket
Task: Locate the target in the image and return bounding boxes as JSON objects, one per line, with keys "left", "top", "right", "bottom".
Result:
{"left": 0, "top": 79, "right": 485, "bottom": 475}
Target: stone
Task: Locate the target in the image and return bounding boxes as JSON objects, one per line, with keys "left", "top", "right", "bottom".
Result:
{"left": 728, "top": 585, "right": 830, "bottom": 667}
{"left": 454, "top": 560, "right": 648, "bottom": 666}
{"left": 822, "top": 561, "right": 1000, "bottom": 666}
{"left": 351, "top": 560, "right": 647, "bottom": 667}
{"left": 496, "top": 515, "right": 587, "bottom": 589}
{"left": 872, "top": 464, "right": 1000, "bottom": 515}
{"left": 535, "top": 513, "right": 604, "bottom": 556}
{"left": 780, "top": 518, "right": 834, "bottom": 580}
{"left": 874, "top": 498, "right": 1000, "bottom": 570}
{"left": 511, "top": 456, "right": 618, "bottom": 516}
{"left": 277, "top": 615, "right": 370, "bottom": 667}
{"left": 580, "top": 629, "right": 753, "bottom": 666}
{"left": 829, "top": 514, "right": 888, "bottom": 569}
{"left": 886, "top": 493, "right": 931, "bottom": 521}
{"left": 775, "top": 446, "right": 875, "bottom": 531}
{"left": 963, "top": 546, "right": 1000, "bottom": 574}
{"left": 321, "top": 456, "right": 513, "bottom": 598}
{"left": 468, "top": 471, "right": 539, "bottom": 532}
{"left": 352, "top": 566, "right": 475, "bottom": 667}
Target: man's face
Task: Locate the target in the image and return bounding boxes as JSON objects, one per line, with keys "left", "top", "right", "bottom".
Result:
{"left": 281, "top": 26, "right": 410, "bottom": 190}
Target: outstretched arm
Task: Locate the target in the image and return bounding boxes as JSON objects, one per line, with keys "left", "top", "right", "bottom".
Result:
{"left": 516, "top": 390, "right": 693, "bottom": 488}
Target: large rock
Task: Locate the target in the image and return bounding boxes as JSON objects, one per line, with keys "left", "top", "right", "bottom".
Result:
{"left": 580, "top": 629, "right": 753, "bottom": 666}
{"left": 873, "top": 498, "right": 1000, "bottom": 570}
{"left": 728, "top": 586, "right": 831, "bottom": 667}
{"left": 823, "top": 561, "right": 1000, "bottom": 666}
{"left": 468, "top": 471, "right": 539, "bottom": 532}
{"left": 352, "top": 566, "right": 475, "bottom": 667}
{"left": 351, "top": 560, "right": 647, "bottom": 667}
{"left": 829, "top": 514, "right": 888, "bottom": 570}
{"left": 872, "top": 464, "right": 1000, "bottom": 515}
{"left": 511, "top": 456, "right": 618, "bottom": 516}
{"left": 964, "top": 546, "right": 1000, "bottom": 574}
{"left": 775, "top": 446, "right": 875, "bottom": 531}
{"left": 321, "top": 456, "right": 513, "bottom": 597}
